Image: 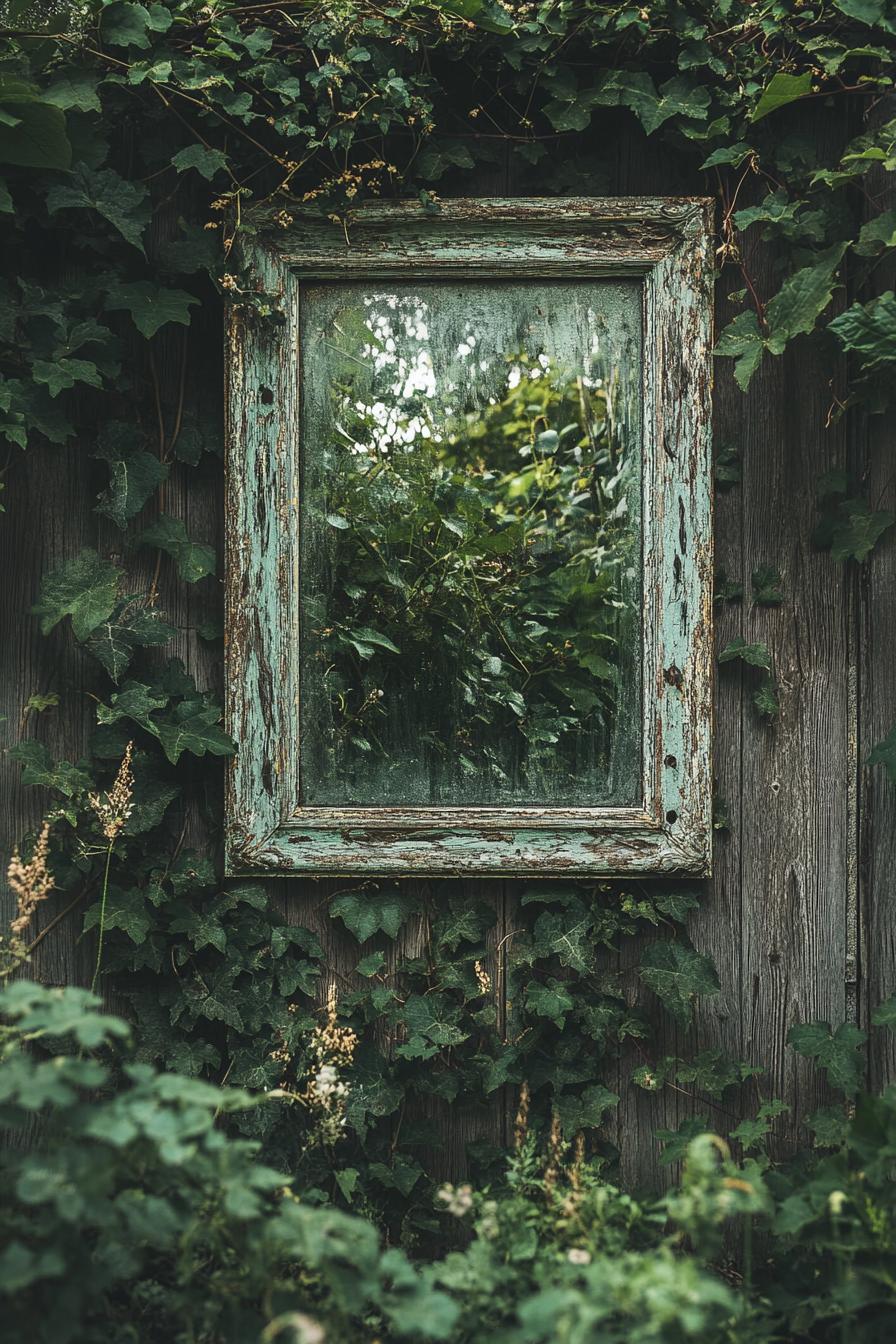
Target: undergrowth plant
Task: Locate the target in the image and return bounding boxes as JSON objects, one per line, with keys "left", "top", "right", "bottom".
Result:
{"left": 3, "top": 980, "right": 896, "bottom": 1342}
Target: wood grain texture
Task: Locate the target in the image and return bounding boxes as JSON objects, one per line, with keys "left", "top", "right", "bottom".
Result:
{"left": 224, "top": 199, "right": 714, "bottom": 877}
{"left": 0, "top": 437, "right": 97, "bottom": 989}
{"left": 860, "top": 152, "right": 896, "bottom": 1089}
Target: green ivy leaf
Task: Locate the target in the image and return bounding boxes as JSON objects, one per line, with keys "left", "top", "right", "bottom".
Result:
{"left": 170, "top": 144, "right": 229, "bottom": 180}
{"left": 340, "top": 626, "right": 401, "bottom": 657}
{"left": 124, "top": 753, "right": 180, "bottom": 834}
{"left": 153, "top": 698, "right": 235, "bottom": 765}
{"left": 0, "top": 80, "right": 71, "bottom": 169}
{"left": 752, "top": 677, "right": 780, "bottom": 719}
{"left": 639, "top": 942, "right": 720, "bottom": 1025}
{"left": 94, "top": 429, "right": 168, "bottom": 528}
{"left": 751, "top": 71, "right": 812, "bottom": 122}
{"left": 525, "top": 978, "right": 574, "bottom": 1027}
{"left": 869, "top": 726, "right": 896, "bottom": 784}
{"left": 829, "top": 292, "right": 896, "bottom": 372}
{"left": 655, "top": 891, "right": 701, "bottom": 923}
{"left": 436, "top": 0, "right": 514, "bottom": 34}
{"left": 9, "top": 741, "right": 92, "bottom": 798}
{"left": 97, "top": 669, "right": 233, "bottom": 764}
{"left": 532, "top": 910, "right": 596, "bottom": 975}
{"left": 138, "top": 514, "right": 216, "bottom": 582}
{"left": 587, "top": 70, "right": 710, "bottom": 136}
{"left": 764, "top": 243, "right": 847, "bottom": 353}
{"left": 555, "top": 1083, "right": 619, "bottom": 1134}
{"left": 334, "top": 1167, "right": 359, "bottom": 1203}
{"left": 396, "top": 994, "right": 468, "bottom": 1056}
{"left": 46, "top": 167, "right": 151, "bottom": 254}
{"left": 787, "top": 1020, "right": 867, "bottom": 1095}
{"left": 31, "top": 549, "right": 121, "bottom": 641}
{"left": 330, "top": 889, "right": 418, "bottom": 942}
{"left": 700, "top": 142, "right": 754, "bottom": 169}
{"left": 834, "top": 0, "right": 896, "bottom": 31}
{"left": 715, "top": 569, "right": 744, "bottom": 603}
{"left": 106, "top": 283, "right": 199, "bottom": 339}
{"left": 806, "top": 1104, "right": 849, "bottom": 1148}
{"left": 656, "top": 1116, "right": 710, "bottom": 1164}
{"left": 854, "top": 208, "right": 896, "bottom": 256}
{"left": 31, "top": 357, "right": 103, "bottom": 397}
{"left": 84, "top": 885, "right": 154, "bottom": 944}
{"left": 715, "top": 310, "right": 765, "bottom": 391}
{"left": 97, "top": 679, "right": 170, "bottom": 731}
{"left": 752, "top": 565, "right": 784, "bottom": 606}
{"left": 871, "top": 994, "right": 896, "bottom": 1028}
{"left": 734, "top": 189, "right": 801, "bottom": 234}
{"left": 730, "top": 1100, "right": 789, "bottom": 1152}
{"left": 85, "top": 605, "right": 176, "bottom": 682}
{"left": 43, "top": 71, "right": 102, "bottom": 113}
{"left": 101, "top": 1, "right": 172, "bottom": 49}
{"left": 715, "top": 445, "right": 742, "bottom": 489}
{"left": 165, "top": 1039, "right": 221, "bottom": 1076}
{"left": 676, "top": 1048, "right": 761, "bottom": 1098}
{"left": 718, "top": 637, "right": 772, "bottom": 670}
{"left": 432, "top": 898, "right": 492, "bottom": 952}
{"left": 355, "top": 951, "right": 387, "bottom": 978}
{"left": 830, "top": 501, "right": 894, "bottom": 563}
{"left": 22, "top": 691, "right": 59, "bottom": 716}
{"left": 345, "top": 1060, "right": 404, "bottom": 1138}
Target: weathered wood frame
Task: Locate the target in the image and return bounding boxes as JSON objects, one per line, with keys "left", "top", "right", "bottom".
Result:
{"left": 224, "top": 198, "right": 714, "bottom": 877}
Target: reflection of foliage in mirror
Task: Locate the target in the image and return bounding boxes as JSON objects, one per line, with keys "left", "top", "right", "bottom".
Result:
{"left": 300, "top": 285, "right": 642, "bottom": 806}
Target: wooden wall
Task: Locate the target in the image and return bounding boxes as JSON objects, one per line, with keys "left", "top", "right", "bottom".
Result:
{"left": 2, "top": 110, "right": 892, "bottom": 1189}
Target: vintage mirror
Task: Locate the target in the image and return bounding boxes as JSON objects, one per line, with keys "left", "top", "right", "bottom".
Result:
{"left": 224, "top": 199, "right": 713, "bottom": 875}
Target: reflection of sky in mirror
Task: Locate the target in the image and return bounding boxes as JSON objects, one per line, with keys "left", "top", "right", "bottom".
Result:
{"left": 330, "top": 293, "right": 615, "bottom": 459}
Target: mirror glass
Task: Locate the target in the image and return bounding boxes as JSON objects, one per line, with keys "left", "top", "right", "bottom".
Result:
{"left": 298, "top": 280, "right": 643, "bottom": 807}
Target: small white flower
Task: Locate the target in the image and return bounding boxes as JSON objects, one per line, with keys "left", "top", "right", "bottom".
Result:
{"left": 829, "top": 1189, "right": 847, "bottom": 1216}
{"left": 567, "top": 1248, "right": 592, "bottom": 1266}
{"left": 436, "top": 1182, "right": 474, "bottom": 1217}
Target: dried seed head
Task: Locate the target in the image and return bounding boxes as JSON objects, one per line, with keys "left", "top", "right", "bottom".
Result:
{"left": 474, "top": 959, "right": 491, "bottom": 995}
{"left": 570, "top": 1130, "right": 586, "bottom": 1191}
{"left": 514, "top": 1080, "right": 530, "bottom": 1151}
{"left": 543, "top": 1108, "right": 563, "bottom": 1196}
{"left": 295, "top": 990, "right": 358, "bottom": 1146}
{"left": 89, "top": 742, "right": 134, "bottom": 841}
{"left": 7, "top": 820, "right": 54, "bottom": 944}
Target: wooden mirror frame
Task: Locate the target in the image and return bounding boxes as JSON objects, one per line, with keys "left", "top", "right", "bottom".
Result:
{"left": 224, "top": 198, "right": 714, "bottom": 877}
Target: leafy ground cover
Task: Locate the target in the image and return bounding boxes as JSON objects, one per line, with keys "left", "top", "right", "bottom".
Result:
{"left": 4, "top": 980, "right": 896, "bottom": 1342}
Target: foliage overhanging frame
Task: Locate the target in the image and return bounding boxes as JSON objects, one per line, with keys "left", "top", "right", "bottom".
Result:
{"left": 224, "top": 197, "right": 714, "bottom": 877}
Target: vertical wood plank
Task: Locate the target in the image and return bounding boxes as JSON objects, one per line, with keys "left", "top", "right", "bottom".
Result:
{"left": 859, "top": 158, "right": 896, "bottom": 1088}
{"left": 0, "top": 439, "right": 96, "bottom": 987}
{"left": 736, "top": 336, "right": 851, "bottom": 1130}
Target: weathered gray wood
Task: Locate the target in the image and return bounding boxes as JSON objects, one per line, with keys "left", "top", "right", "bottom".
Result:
{"left": 860, "top": 156, "right": 896, "bottom": 1089}
{"left": 0, "top": 438, "right": 96, "bottom": 988}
